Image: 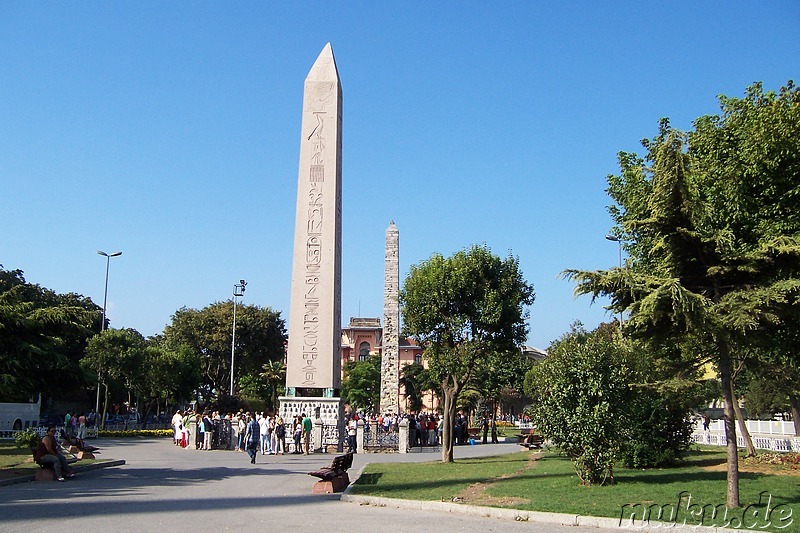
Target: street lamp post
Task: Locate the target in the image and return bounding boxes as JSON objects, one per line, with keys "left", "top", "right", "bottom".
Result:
{"left": 604, "top": 235, "right": 623, "bottom": 325}
{"left": 96, "top": 250, "right": 122, "bottom": 414}
{"left": 230, "top": 279, "right": 247, "bottom": 397}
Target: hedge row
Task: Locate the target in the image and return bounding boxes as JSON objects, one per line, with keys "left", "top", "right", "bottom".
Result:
{"left": 97, "top": 429, "right": 173, "bottom": 438}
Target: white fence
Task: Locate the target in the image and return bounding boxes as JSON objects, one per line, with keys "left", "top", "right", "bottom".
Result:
{"left": 703, "top": 419, "right": 795, "bottom": 436}
{"left": 692, "top": 419, "right": 800, "bottom": 453}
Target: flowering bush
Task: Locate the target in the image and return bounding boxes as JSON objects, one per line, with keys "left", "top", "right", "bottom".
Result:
{"left": 742, "top": 452, "right": 800, "bottom": 469}
{"left": 97, "top": 429, "right": 173, "bottom": 438}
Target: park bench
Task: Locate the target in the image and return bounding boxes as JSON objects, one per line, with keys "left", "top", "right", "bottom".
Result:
{"left": 307, "top": 452, "right": 354, "bottom": 493}
{"left": 518, "top": 434, "right": 544, "bottom": 449}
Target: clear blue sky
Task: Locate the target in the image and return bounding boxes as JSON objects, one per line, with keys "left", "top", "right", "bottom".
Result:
{"left": 2, "top": 3, "right": 798, "bottom": 349}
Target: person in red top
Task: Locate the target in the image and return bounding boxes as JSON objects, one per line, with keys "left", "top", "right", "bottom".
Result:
{"left": 35, "top": 427, "right": 74, "bottom": 481}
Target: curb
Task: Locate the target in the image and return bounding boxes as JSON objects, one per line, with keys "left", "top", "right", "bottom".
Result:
{"left": 341, "top": 493, "right": 619, "bottom": 529}
{"left": 341, "top": 494, "right": 721, "bottom": 531}
{"left": 0, "top": 459, "right": 126, "bottom": 487}
{"left": 341, "top": 463, "right": 719, "bottom": 532}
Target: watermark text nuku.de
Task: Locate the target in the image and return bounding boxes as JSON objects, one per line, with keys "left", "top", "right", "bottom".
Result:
{"left": 619, "top": 491, "right": 793, "bottom": 529}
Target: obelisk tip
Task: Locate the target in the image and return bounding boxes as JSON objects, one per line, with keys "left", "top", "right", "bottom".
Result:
{"left": 307, "top": 43, "right": 339, "bottom": 82}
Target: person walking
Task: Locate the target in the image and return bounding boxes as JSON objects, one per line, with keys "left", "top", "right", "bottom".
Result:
{"left": 244, "top": 413, "right": 260, "bottom": 464}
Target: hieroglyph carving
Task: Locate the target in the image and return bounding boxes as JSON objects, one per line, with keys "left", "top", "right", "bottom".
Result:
{"left": 300, "top": 81, "right": 335, "bottom": 386}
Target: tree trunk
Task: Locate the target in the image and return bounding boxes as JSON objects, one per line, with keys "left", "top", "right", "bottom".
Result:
{"left": 718, "top": 345, "right": 740, "bottom": 508}
{"left": 100, "top": 382, "right": 110, "bottom": 430}
{"left": 789, "top": 394, "right": 800, "bottom": 436}
{"left": 141, "top": 400, "right": 155, "bottom": 430}
{"left": 441, "top": 386, "right": 455, "bottom": 463}
{"left": 730, "top": 381, "right": 756, "bottom": 457}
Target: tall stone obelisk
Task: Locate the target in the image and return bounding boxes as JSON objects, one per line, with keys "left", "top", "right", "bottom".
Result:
{"left": 281, "top": 43, "right": 344, "bottom": 441}
{"left": 380, "top": 221, "right": 400, "bottom": 414}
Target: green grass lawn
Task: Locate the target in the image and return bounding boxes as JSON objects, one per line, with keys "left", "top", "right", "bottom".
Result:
{"left": 0, "top": 442, "right": 101, "bottom": 481}
{"left": 350, "top": 447, "right": 799, "bottom": 531}
{"left": 0, "top": 442, "right": 40, "bottom": 478}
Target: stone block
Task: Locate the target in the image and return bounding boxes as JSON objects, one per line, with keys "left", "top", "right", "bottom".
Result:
{"left": 35, "top": 468, "right": 57, "bottom": 481}
{"left": 311, "top": 473, "right": 350, "bottom": 494}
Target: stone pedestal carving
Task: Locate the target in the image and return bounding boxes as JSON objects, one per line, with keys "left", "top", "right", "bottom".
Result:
{"left": 278, "top": 396, "right": 345, "bottom": 452}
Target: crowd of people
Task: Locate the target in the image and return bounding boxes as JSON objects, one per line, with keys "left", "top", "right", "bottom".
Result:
{"left": 61, "top": 411, "right": 91, "bottom": 450}
{"left": 170, "top": 410, "right": 316, "bottom": 461}
{"left": 344, "top": 411, "right": 502, "bottom": 447}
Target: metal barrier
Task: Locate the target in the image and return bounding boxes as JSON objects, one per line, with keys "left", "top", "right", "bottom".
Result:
{"left": 363, "top": 421, "right": 399, "bottom": 449}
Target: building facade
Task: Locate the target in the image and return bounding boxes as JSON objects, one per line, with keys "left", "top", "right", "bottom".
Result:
{"left": 339, "top": 317, "right": 428, "bottom": 413}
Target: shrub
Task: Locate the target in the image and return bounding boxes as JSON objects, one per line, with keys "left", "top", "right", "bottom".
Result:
{"left": 619, "top": 383, "right": 696, "bottom": 468}
{"left": 524, "top": 324, "right": 630, "bottom": 485}
{"left": 14, "top": 428, "right": 39, "bottom": 449}
{"left": 97, "top": 429, "right": 173, "bottom": 438}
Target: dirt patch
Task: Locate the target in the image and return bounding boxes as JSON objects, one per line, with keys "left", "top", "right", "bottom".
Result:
{"left": 700, "top": 459, "right": 800, "bottom": 477}
{"left": 450, "top": 452, "right": 541, "bottom": 507}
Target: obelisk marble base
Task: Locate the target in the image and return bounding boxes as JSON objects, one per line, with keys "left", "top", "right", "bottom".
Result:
{"left": 279, "top": 395, "right": 345, "bottom": 452}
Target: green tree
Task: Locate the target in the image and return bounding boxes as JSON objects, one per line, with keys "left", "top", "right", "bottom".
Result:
{"left": 399, "top": 362, "right": 435, "bottom": 413}
{"left": 564, "top": 82, "right": 800, "bottom": 506}
{"left": 0, "top": 266, "right": 100, "bottom": 402}
{"left": 342, "top": 354, "right": 381, "bottom": 413}
{"left": 400, "top": 245, "right": 534, "bottom": 463}
{"left": 260, "top": 359, "right": 287, "bottom": 411}
{"left": 134, "top": 339, "right": 202, "bottom": 426}
{"left": 473, "top": 347, "right": 532, "bottom": 417}
{"left": 82, "top": 328, "right": 146, "bottom": 427}
{"left": 163, "top": 301, "right": 286, "bottom": 399}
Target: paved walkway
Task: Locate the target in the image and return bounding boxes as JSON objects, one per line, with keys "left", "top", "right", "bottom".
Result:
{"left": 0, "top": 439, "right": 619, "bottom": 532}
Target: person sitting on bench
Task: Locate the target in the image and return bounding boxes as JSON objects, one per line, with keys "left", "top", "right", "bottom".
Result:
{"left": 35, "top": 427, "right": 75, "bottom": 481}
{"left": 519, "top": 432, "right": 544, "bottom": 448}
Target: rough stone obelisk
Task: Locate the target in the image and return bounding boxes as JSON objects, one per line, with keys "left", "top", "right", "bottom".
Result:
{"left": 380, "top": 221, "right": 400, "bottom": 414}
{"left": 280, "top": 43, "right": 344, "bottom": 442}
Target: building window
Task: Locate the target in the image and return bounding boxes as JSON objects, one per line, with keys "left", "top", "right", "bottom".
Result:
{"left": 414, "top": 352, "right": 422, "bottom": 365}
{"left": 359, "top": 342, "right": 370, "bottom": 361}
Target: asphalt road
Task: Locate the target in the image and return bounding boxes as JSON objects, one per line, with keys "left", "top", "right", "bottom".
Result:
{"left": 0, "top": 438, "right": 619, "bottom": 532}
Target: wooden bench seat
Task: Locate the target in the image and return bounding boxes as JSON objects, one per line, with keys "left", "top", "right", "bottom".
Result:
{"left": 307, "top": 452, "right": 354, "bottom": 493}
{"left": 518, "top": 434, "right": 544, "bottom": 449}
